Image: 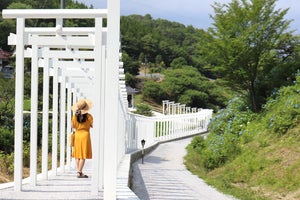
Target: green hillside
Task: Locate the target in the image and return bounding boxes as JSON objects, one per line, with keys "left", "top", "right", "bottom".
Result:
{"left": 185, "top": 75, "right": 300, "bottom": 200}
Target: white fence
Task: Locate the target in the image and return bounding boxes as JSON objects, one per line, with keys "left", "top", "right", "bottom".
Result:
{"left": 123, "top": 109, "right": 213, "bottom": 152}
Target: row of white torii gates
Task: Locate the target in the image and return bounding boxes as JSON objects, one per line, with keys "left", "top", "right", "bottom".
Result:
{"left": 2, "top": 1, "right": 122, "bottom": 199}
{"left": 2, "top": 1, "right": 213, "bottom": 199}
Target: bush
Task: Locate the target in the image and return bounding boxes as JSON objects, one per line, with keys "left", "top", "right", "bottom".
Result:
{"left": 0, "top": 151, "right": 14, "bottom": 178}
{"left": 0, "top": 127, "right": 14, "bottom": 153}
{"left": 209, "top": 96, "right": 257, "bottom": 136}
{"left": 262, "top": 75, "right": 300, "bottom": 135}
{"left": 134, "top": 103, "right": 153, "bottom": 116}
{"left": 190, "top": 96, "right": 257, "bottom": 170}
{"left": 142, "top": 80, "right": 167, "bottom": 103}
{"left": 202, "top": 133, "right": 240, "bottom": 170}
{"left": 187, "top": 135, "right": 206, "bottom": 154}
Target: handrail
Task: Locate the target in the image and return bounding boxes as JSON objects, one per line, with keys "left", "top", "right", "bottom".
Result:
{"left": 124, "top": 109, "right": 213, "bottom": 151}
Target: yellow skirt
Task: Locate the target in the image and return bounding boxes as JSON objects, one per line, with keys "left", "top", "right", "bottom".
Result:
{"left": 72, "top": 130, "right": 92, "bottom": 159}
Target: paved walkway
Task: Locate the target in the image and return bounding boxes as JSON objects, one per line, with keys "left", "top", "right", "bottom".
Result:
{"left": 132, "top": 137, "right": 237, "bottom": 200}
{"left": 0, "top": 161, "right": 104, "bottom": 200}
{"left": 0, "top": 137, "right": 237, "bottom": 200}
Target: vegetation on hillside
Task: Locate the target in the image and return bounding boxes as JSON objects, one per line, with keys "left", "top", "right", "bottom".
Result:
{"left": 141, "top": 67, "right": 230, "bottom": 110}
{"left": 183, "top": 1, "right": 300, "bottom": 199}
{"left": 185, "top": 73, "right": 300, "bottom": 199}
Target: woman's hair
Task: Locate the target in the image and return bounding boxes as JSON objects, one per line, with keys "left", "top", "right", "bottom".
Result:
{"left": 75, "top": 110, "right": 87, "bottom": 123}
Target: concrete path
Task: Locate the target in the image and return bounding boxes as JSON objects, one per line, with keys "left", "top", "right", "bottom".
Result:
{"left": 132, "top": 137, "right": 237, "bottom": 200}
{"left": 0, "top": 161, "right": 104, "bottom": 200}
{"left": 0, "top": 136, "right": 237, "bottom": 200}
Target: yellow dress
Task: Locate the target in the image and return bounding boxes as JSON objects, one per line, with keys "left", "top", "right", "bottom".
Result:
{"left": 72, "top": 113, "right": 93, "bottom": 159}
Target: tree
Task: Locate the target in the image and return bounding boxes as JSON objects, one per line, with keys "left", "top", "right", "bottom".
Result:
{"left": 142, "top": 80, "right": 167, "bottom": 102}
{"left": 0, "top": 76, "right": 14, "bottom": 129}
{"left": 170, "top": 57, "right": 188, "bottom": 69}
{"left": 201, "top": 0, "right": 299, "bottom": 112}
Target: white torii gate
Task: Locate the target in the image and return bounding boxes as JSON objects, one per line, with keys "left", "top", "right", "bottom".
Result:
{"left": 3, "top": 1, "right": 121, "bottom": 199}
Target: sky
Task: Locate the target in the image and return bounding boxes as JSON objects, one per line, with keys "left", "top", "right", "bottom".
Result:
{"left": 77, "top": 0, "right": 300, "bottom": 34}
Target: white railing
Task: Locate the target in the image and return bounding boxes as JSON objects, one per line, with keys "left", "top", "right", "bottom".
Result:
{"left": 124, "top": 109, "right": 213, "bottom": 151}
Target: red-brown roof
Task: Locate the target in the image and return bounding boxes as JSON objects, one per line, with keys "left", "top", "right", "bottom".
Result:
{"left": 0, "top": 48, "right": 12, "bottom": 59}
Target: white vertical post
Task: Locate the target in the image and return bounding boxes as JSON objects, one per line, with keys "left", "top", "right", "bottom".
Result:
{"left": 30, "top": 45, "right": 39, "bottom": 186}
{"left": 42, "top": 55, "right": 50, "bottom": 179}
{"left": 52, "top": 64, "right": 59, "bottom": 175}
{"left": 99, "top": 45, "right": 106, "bottom": 188}
{"left": 53, "top": 17, "right": 62, "bottom": 175}
{"left": 59, "top": 72, "right": 66, "bottom": 172}
{"left": 66, "top": 80, "right": 72, "bottom": 169}
{"left": 92, "top": 17, "right": 103, "bottom": 195}
{"left": 14, "top": 17, "right": 25, "bottom": 192}
{"left": 104, "top": 0, "right": 120, "bottom": 198}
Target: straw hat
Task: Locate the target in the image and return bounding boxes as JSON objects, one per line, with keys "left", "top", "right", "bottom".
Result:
{"left": 72, "top": 99, "right": 92, "bottom": 114}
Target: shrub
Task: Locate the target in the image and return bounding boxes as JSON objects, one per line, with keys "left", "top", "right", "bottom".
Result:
{"left": 142, "top": 81, "right": 167, "bottom": 103}
{"left": 134, "top": 103, "right": 153, "bottom": 116}
{"left": 0, "top": 151, "right": 14, "bottom": 177}
{"left": 0, "top": 127, "right": 14, "bottom": 153}
{"left": 202, "top": 133, "right": 241, "bottom": 170}
{"left": 262, "top": 75, "right": 300, "bottom": 135}
{"left": 188, "top": 135, "right": 206, "bottom": 154}
{"left": 193, "top": 96, "right": 257, "bottom": 170}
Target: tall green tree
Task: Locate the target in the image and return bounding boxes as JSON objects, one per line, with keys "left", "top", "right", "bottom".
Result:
{"left": 201, "top": 0, "right": 299, "bottom": 112}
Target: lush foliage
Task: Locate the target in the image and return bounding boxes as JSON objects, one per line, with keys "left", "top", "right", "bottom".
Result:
{"left": 120, "top": 14, "right": 207, "bottom": 76}
{"left": 199, "top": 0, "right": 300, "bottom": 112}
{"left": 185, "top": 73, "right": 300, "bottom": 199}
{"left": 261, "top": 74, "right": 300, "bottom": 134}
{"left": 142, "top": 67, "right": 230, "bottom": 110}
{"left": 134, "top": 103, "right": 153, "bottom": 116}
{"left": 190, "top": 96, "right": 257, "bottom": 170}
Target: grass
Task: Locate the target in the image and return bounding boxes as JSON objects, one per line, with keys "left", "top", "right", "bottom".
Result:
{"left": 185, "top": 75, "right": 300, "bottom": 200}
{"left": 185, "top": 123, "right": 300, "bottom": 200}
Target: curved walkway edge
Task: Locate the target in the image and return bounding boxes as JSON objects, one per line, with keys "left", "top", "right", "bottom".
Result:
{"left": 0, "top": 135, "right": 237, "bottom": 200}
{"left": 130, "top": 136, "right": 238, "bottom": 200}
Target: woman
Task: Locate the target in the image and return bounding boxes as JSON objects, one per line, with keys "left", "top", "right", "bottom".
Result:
{"left": 72, "top": 99, "right": 93, "bottom": 178}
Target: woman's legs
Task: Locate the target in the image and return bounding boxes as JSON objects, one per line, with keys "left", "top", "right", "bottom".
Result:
{"left": 76, "top": 158, "right": 87, "bottom": 177}
{"left": 78, "top": 159, "right": 85, "bottom": 172}
{"left": 76, "top": 158, "right": 80, "bottom": 171}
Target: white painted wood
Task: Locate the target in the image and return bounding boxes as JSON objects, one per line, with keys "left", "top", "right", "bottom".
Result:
{"left": 14, "top": 17, "right": 25, "bottom": 192}
{"left": 43, "top": 49, "right": 96, "bottom": 60}
{"left": 2, "top": 9, "right": 107, "bottom": 19}
{"left": 48, "top": 60, "right": 95, "bottom": 69}
{"left": 52, "top": 64, "right": 59, "bottom": 175}
{"left": 59, "top": 72, "right": 66, "bottom": 172}
{"left": 104, "top": 0, "right": 120, "bottom": 198}
{"left": 2, "top": 7, "right": 146, "bottom": 196}
{"left": 99, "top": 45, "right": 106, "bottom": 188}
{"left": 28, "top": 34, "right": 95, "bottom": 48}
{"left": 24, "top": 27, "right": 100, "bottom": 34}
{"left": 30, "top": 45, "right": 39, "bottom": 186}
{"left": 66, "top": 80, "right": 72, "bottom": 169}
{"left": 42, "top": 53, "right": 50, "bottom": 180}
{"left": 91, "top": 16, "right": 103, "bottom": 195}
